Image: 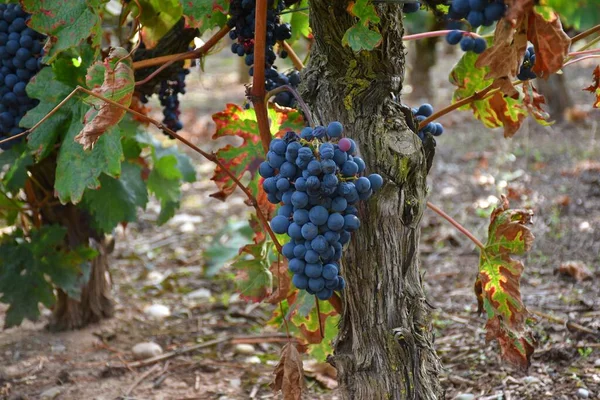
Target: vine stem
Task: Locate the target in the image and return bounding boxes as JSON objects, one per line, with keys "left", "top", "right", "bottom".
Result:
{"left": 265, "top": 85, "right": 314, "bottom": 127}
{"left": 571, "top": 24, "right": 600, "bottom": 43}
{"left": 563, "top": 54, "right": 600, "bottom": 68}
{"left": 315, "top": 296, "right": 324, "bottom": 339}
{"left": 568, "top": 48, "right": 600, "bottom": 57}
{"left": 132, "top": 25, "right": 231, "bottom": 85}
{"left": 426, "top": 201, "right": 485, "bottom": 250}
{"left": 0, "top": 85, "right": 282, "bottom": 253}
{"left": 280, "top": 41, "right": 304, "bottom": 70}
{"left": 403, "top": 30, "right": 483, "bottom": 41}
{"left": 251, "top": 0, "right": 272, "bottom": 154}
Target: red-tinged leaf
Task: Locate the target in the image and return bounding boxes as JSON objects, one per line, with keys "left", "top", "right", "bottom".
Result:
{"left": 210, "top": 104, "right": 305, "bottom": 208}
{"left": 522, "top": 81, "right": 550, "bottom": 123}
{"left": 488, "top": 92, "right": 527, "bottom": 138}
{"left": 233, "top": 239, "right": 272, "bottom": 303}
{"left": 288, "top": 290, "right": 339, "bottom": 360}
{"left": 271, "top": 343, "right": 304, "bottom": 400}
{"left": 476, "top": 20, "right": 528, "bottom": 95}
{"left": 527, "top": 10, "right": 571, "bottom": 78}
{"left": 504, "top": 0, "right": 535, "bottom": 25}
{"left": 584, "top": 65, "right": 600, "bottom": 108}
{"left": 264, "top": 257, "right": 292, "bottom": 304}
{"left": 75, "top": 48, "right": 135, "bottom": 150}
{"left": 556, "top": 261, "right": 593, "bottom": 282}
{"left": 346, "top": 0, "right": 380, "bottom": 24}
{"left": 476, "top": 196, "right": 536, "bottom": 370}
{"left": 451, "top": 49, "right": 527, "bottom": 136}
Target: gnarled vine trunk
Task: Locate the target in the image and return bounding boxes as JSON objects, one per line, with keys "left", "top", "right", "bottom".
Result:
{"left": 303, "top": 2, "right": 442, "bottom": 399}
{"left": 26, "top": 156, "right": 114, "bottom": 331}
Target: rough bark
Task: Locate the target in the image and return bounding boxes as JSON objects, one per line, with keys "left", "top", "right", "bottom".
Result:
{"left": 26, "top": 156, "right": 114, "bottom": 331}
{"left": 303, "top": 2, "right": 442, "bottom": 399}
{"left": 536, "top": 73, "right": 572, "bottom": 122}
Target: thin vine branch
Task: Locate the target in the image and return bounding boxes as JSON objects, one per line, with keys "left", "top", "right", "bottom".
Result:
{"left": 266, "top": 85, "right": 314, "bottom": 127}
{"left": 251, "top": 0, "right": 272, "bottom": 153}
{"left": 563, "top": 54, "right": 600, "bottom": 67}
{"left": 132, "top": 25, "right": 231, "bottom": 86}
{"left": 280, "top": 41, "right": 304, "bottom": 70}
{"left": 426, "top": 201, "right": 485, "bottom": 250}
{"left": 571, "top": 24, "right": 600, "bottom": 43}
{"left": 403, "top": 30, "right": 483, "bottom": 41}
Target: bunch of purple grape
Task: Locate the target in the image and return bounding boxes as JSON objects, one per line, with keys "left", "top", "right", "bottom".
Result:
{"left": 157, "top": 68, "right": 189, "bottom": 133}
{"left": 259, "top": 122, "right": 384, "bottom": 300}
{"left": 228, "top": 0, "right": 297, "bottom": 107}
{"left": 0, "top": 3, "right": 45, "bottom": 150}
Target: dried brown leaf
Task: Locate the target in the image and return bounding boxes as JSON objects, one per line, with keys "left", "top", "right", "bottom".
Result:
{"left": 556, "top": 261, "right": 593, "bottom": 282}
{"left": 264, "top": 258, "right": 291, "bottom": 304}
{"left": 75, "top": 48, "right": 134, "bottom": 150}
{"left": 271, "top": 343, "right": 304, "bottom": 400}
{"left": 527, "top": 11, "right": 571, "bottom": 78}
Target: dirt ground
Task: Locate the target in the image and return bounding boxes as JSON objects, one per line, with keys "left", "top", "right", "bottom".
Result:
{"left": 1, "top": 37, "right": 599, "bottom": 400}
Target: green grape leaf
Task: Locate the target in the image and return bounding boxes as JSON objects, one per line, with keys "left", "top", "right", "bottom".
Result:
{"left": 54, "top": 105, "right": 124, "bottom": 204}
{"left": 584, "top": 65, "right": 600, "bottom": 108}
{"left": 288, "top": 290, "right": 339, "bottom": 360}
{"left": 0, "top": 226, "right": 97, "bottom": 328}
{"left": 22, "top": 67, "right": 80, "bottom": 160}
{"left": 128, "top": 0, "right": 183, "bottom": 47}
{"left": 75, "top": 48, "right": 135, "bottom": 150}
{"left": 475, "top": 196, "right": 536, "bottom": 370}
{"left": 22, "top": 0, "right": 107, "bottom": 63}
{"left": 135, "top": 132, "right": 196, "bottom": 223}
{"left": 181, "top": 0, "right": 228, "bottom": 34}
{"left": 282, "top": 0, "right": 310, "bottom": 42}
{"left": 342, "top": 24, "right": 382, "bottom": 52}
{"left": 543, "top": 0, "right": 600, "bottom": 31}
{"left": 233, "top": 240, "right": 273, "bottom": 303}
{"left": 81, "top": 162, "right": 148, "bottom": 233}
{"left": 203, "top": 219, "right": 255, "bottom": 277}
{"left": 211, "top": 103, "right": 305, "bottom": 202}
{"left": 2, "top": 146, "right": 33, "bottom": 194}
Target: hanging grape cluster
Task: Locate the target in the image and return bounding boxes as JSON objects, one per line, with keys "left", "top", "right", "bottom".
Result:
{"left": 517, "top": 46, "right": 537, "bottom": 81}
{"left": 0, "top": 3, "right": 45, "bottom": 150}
{"left": 445, "top": 0, "right": 506, "bottom": 54}
{"left": 228, "top": 0, "right": 300, "bottom": 108}
{"left": 259, "top": 122, "right": 384, "bottom": 300}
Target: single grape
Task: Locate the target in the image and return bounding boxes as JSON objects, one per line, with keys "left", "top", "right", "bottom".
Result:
{"left": 343, "top": 214, "right": 361, "bottom": 231}
{"left": 271, "top": 215, "right": 290, "bottom": 234}
{"left": 338, "top": 137, "right": 352, "bottom": 152}
{"left": 473, "top": 37, "right": 487, "bottom": 54}
{"left": 327, "top": 121, "right": 343, "bottom": 137}
{"left": 417, "top": 103, "right": 434, "bottom": 117}
{"left": 322, "top": 264, "right": 338, "bottom": 280}
{"left": 446, "top": 30, "right": 463, "bottom": 46}
{"left": 305, "top": 263, "right": 323, "bottom": 278}
{"left": 292, "top": 274, "right": 309, "bottom": 290}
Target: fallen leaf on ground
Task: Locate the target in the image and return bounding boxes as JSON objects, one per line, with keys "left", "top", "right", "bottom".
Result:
{"left": 304, "top": 359, "right": 338, "bottom": 389}
{"left": 555, "top": 261, "right": 593, "bottom": 282}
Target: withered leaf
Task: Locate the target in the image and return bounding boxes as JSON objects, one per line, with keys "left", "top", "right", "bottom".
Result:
{"left": 271, "top": 343, "right": 304, "bottom": 400}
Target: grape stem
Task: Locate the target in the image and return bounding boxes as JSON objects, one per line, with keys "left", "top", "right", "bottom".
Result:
{"left": 0, "top": 85, "right": 283, "bottom": 254}
{"left": 132, "top": 25, "right": 231, "bottom": 83}
{"left": 279, "top": 40, "right": 305, "bottom": 70}
{"left": 403, "top": 30, "right": 483, "bottom": 41}
{"left": 426, "top": 201, "right": 485, "bottom": 250}
{"left": 265, "top": 85, "right": 315, "bottom": 127}
{"left": 568, "top": 48, "right": 600, "bottom": 57}
{"left": 251, "top": 0, "right": 273, "bottom": 154}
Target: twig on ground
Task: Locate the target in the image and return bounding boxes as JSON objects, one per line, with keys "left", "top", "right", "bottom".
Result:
{"left": 123, "top": 364, "right": 161, "bottom": 396}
